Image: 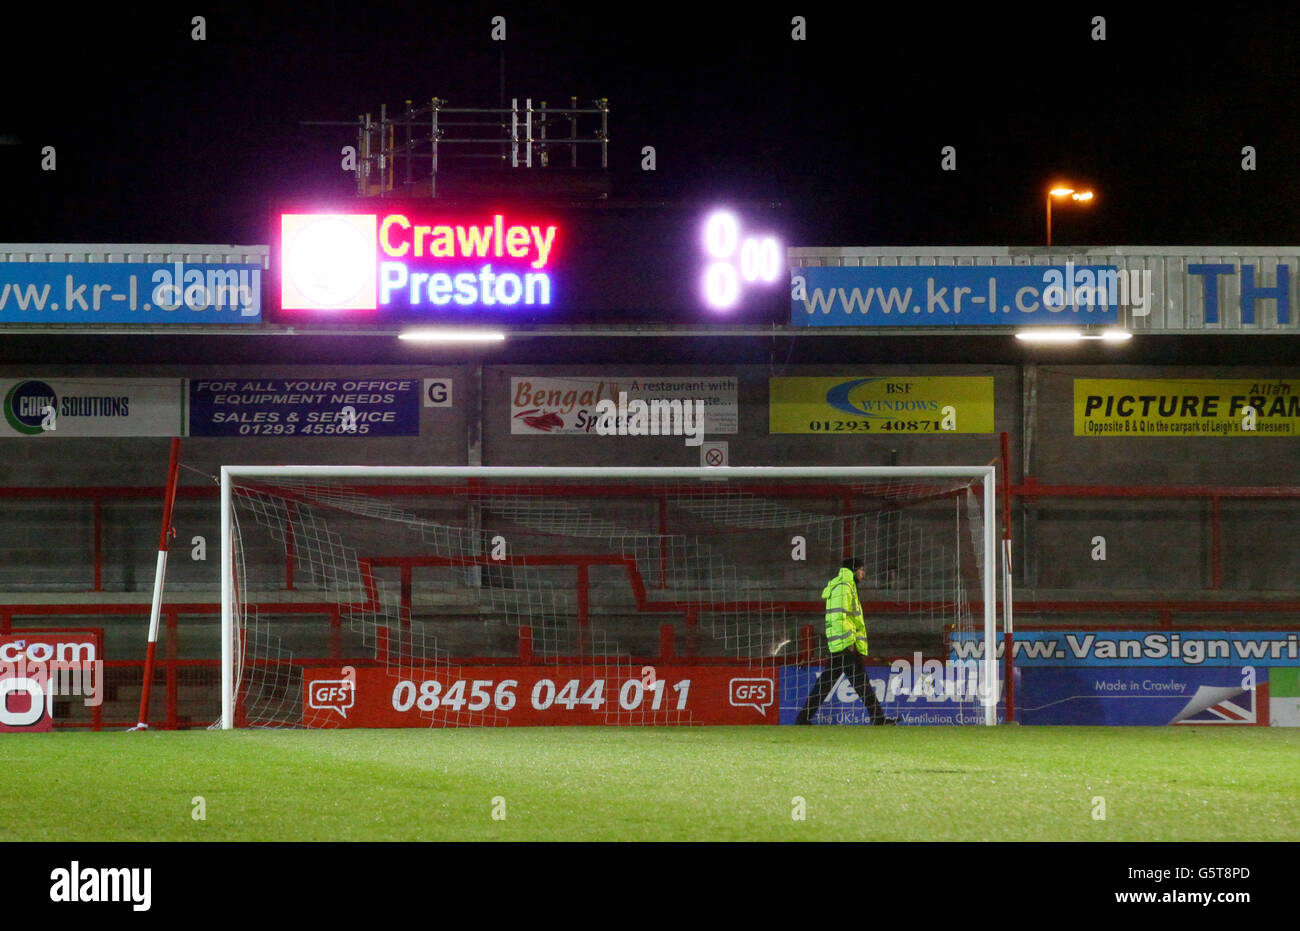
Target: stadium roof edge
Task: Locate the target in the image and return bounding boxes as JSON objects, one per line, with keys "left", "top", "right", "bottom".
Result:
{"left": 788, "top": 245, "right": 1300, "bottom": 257}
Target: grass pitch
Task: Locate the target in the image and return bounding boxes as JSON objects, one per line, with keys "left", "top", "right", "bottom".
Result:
{"left": 2, "top": 726, "right": 1296, "bottom": 842}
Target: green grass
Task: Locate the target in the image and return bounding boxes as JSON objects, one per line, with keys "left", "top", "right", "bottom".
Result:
{"left": 2, "top": 726, "right": 1297, "bottom": 841}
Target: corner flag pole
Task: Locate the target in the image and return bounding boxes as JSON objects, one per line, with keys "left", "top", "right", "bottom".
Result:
{"left": 131, "top": 437, "right": 181, "bottom": 731}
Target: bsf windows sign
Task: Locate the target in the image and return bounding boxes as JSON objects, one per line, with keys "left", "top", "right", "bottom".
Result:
{"left": 769, "top": 376, "right": 994, "bottom": 434}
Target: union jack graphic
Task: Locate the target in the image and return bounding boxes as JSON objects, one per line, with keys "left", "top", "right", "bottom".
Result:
{"left": 1170, "top": 684, "right": 1268, "bottom": 725}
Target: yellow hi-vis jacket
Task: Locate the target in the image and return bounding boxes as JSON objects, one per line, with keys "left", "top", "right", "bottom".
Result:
{"left": 823, "top": 568, "right": 869, "bottom": 655}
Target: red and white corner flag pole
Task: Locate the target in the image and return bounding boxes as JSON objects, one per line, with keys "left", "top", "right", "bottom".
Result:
{"left": 131, "top": 437, "right": 182, "bottom": 731}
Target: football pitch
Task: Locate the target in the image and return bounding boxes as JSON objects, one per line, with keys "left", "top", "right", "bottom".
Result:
{"left": 3, "top": 726, "right": 1296, "bottom": 842}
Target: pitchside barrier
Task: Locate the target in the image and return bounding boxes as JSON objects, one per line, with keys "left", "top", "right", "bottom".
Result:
{"left": 10, "top": 476, "right": 1300, "bottom": 728}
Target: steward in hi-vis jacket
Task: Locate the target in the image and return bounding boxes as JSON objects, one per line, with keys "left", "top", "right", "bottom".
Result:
{"left": 794, "top": 558, "right": 896, "bottom": 726}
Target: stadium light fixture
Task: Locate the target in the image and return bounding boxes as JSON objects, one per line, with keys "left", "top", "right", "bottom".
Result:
{"left": 1016, "top": 329, "right": 1084, "bottom": 343}
{"left": 398, "top": 328, "right": 507, "bottom": 343}
{"left": 1015, "top": 329, "right": 1131, "bottom": 343}
{"left": 1046, "top": 184, "right": 1095, "bottom": 246}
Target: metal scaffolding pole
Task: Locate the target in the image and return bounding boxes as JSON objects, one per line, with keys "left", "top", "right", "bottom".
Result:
{"left": 318, "top": 94, "right": 611, "bottom": 197}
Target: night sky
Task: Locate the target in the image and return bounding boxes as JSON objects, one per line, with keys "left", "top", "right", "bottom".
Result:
{"left": 3, "top": 3, "right": 1298, "bottom": 249}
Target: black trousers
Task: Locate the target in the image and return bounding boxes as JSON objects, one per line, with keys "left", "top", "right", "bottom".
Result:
{"left": 796, "top": 649, "right": 887, "bottom": 725}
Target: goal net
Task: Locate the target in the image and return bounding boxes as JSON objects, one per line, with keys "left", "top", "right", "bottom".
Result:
{"left": 219, "top": 466, "right": 1004, "bottom": 728}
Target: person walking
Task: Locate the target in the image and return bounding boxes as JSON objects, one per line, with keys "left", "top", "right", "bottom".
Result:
{"left": 795, "top": 557, "right": 897, "bottom": 725}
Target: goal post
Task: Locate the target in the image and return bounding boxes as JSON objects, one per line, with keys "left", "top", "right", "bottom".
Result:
{"left": 219, "top": 465, "right": 1005, "bottom": 729}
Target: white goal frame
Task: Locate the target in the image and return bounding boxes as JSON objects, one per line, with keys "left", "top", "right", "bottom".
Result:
{"left": 219, "top": 465, "right": 1004, "bottom": 729}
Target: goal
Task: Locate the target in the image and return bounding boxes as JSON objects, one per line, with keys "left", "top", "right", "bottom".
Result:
{"left": 219, "top": 466, "right": 1005, "bottom": 729}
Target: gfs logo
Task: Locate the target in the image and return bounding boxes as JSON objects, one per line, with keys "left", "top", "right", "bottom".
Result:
{"left": 307, "top": 667, "right": 356, "bottom": 719}
{"left": 728, "top": 677, "right": 775, "bottom": 715}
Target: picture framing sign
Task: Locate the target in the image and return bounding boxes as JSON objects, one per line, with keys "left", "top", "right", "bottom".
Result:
{"left": 1075, "top": 378, "right": 1300, "bottom": 436}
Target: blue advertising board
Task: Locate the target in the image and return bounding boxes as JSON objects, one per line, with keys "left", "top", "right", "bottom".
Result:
{"left": 0, "top": 262, "right": 262, "bottom": 323}
{"left": 780, "top": 662, "right": 1007, "bottom": 725}
{"left": 188, "top": 378, "right": 420, "bottom": 437}
{"left": 1016, "top": 666, "right": 1265, "bottom": 725}
{"left": 951, "top": 630, "right": 1300, "bottom": 667}
{"left": 790, "top": 264, "right": 1121, "bottom": 327}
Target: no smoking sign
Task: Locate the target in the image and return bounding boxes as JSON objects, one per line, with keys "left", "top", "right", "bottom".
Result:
{"left": 701, "top": 441, "right": 728, "bottom": 467}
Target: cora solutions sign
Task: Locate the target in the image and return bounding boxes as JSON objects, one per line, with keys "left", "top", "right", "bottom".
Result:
{"left": 279, "top": 210, "right": 561, "bottom": 314}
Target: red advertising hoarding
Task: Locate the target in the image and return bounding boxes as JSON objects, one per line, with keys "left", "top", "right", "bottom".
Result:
{"left": 0, "top": 629, "right": 103, "bottom": 733}
{"left": 300, "top": 664, "right": 777, "bottom": 727}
